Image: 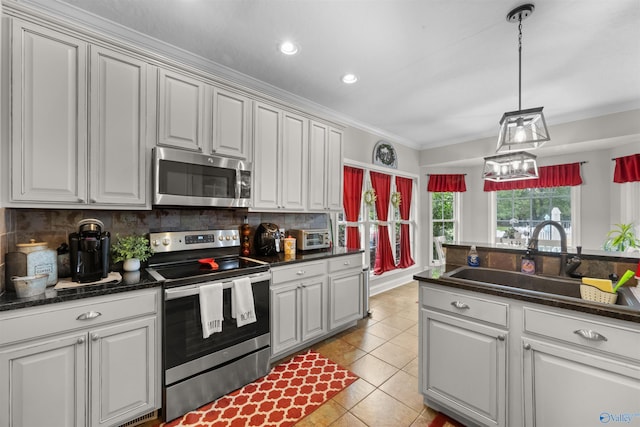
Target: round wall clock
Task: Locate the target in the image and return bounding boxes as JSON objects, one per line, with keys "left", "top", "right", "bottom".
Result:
{"left": 373, "top": 140, "right": 398, "bottom": 169}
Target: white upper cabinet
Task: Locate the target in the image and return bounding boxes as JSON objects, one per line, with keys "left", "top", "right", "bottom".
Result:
{"left": 8, "top": 20, "right": 149, "bottom": 208}
{"left": 10, "top": 21, "right": 88, "bottom": 203}
{"left": 157, "top": 69, "right": 205, "bottom": 152}
{"left": 308, "top": 121, "right": 343, "bottom": 211}
{"left": 252, "top": 101, "right": 308, "bottom": 211}
{"left": 89, "top": 47, "right": 147, "bottom": 206}
{"left": 210, "top": 87, "right": 251, "bottom": 160}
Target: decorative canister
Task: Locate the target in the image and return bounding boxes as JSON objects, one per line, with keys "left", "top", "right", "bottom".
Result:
{"left": 7, "top": 239, "right": 58, "bottom": 287}
{"left": 284, "top": 236, "right": 296, "bottom": 259}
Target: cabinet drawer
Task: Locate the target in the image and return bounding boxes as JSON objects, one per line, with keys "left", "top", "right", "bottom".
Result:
{"left": 523, "top": 307, "right": 640, "bottom": 360}
{"left": 422, "top": 286, "right": 508, "bottom": 327}
{"left": 0, "top": 289, "right": 159, "bottom": 346}
{"left": 272, "top": 260, "right": 326, "bottom": 284}
{"left": 328, "top": 254, "right": 362, "bottom": 274}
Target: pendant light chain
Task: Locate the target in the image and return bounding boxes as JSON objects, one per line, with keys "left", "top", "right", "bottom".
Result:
{"left": 518, "top": 15, "right": 523, "bottom": 111}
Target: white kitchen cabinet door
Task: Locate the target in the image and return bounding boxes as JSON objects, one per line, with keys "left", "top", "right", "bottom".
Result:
{"left": 308, "top": 122, "right": 344, "bottom": 211}
{"left": 0, "top": 334, "right": 86, "bottom": 427}
{"left": 253, "top": 102, "right": 280, "bottom": 209}
{"left": 90, "top": 316, "right": 157, "bottom": 427}
{"left": 522, "top": 338, "right": 640, "bottom": 427}
{"left": 271, "top": 283, "right": 301, "bottom": 356}
{"left": 301, "top": 278, "right": 328, "bottom": 342}
{"left": 422, "top": 309, "right": 507, "bottom": 427}
{"left": 89, "top": 47, "right": 147, "bottom": 206}
{"left": 158, "top": 69, "right": 205, "bottom": 151}
{"left": 326, "top": 128, "right": 344, "bottom": 210}
{"left": 328, "top": 271, "right": 362, "bottom": 330}
{"left": 211, "top": 88, "right": 251, "bottom": 160}
{"left": 10, "top": 20, "right": 87, "bottom": 203}
{"left": 281, "top": 111, "right": 308, "bottom": 210}
{"left": 307, "top": 121, "right": 328, "bottom": 210}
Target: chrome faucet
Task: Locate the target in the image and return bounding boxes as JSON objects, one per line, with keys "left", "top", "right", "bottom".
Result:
{"left": 527, "top": 220, "right": 568, "bottom": 276}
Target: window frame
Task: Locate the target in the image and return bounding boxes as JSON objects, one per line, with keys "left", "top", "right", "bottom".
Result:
{"left": 336, "top": 160, "right": 419, "bottom": 274}
{"left": 429, "top": 191, "right": 461, "bottom": 265}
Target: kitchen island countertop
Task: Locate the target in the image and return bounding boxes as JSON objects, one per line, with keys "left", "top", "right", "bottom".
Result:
{"left": 414, "top": 268, "right": 640, "bottom": 323}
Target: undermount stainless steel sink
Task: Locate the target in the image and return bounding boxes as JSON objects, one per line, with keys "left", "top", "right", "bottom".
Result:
{"left": 442, "top": 266, "right": 640, "bottom": 310}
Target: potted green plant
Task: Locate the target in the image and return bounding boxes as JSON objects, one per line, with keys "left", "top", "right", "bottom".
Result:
{"left": 111, "top": 234, "right": 153, "bottom": 271}
{"left": 603, "top": 223, "right": 639, "bottom": 252}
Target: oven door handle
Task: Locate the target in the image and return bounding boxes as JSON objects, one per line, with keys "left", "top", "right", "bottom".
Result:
{"left": 164, "top": 272, "right": 271, "bottom": 301}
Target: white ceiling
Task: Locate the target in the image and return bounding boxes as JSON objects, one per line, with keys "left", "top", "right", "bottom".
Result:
{"left": 29, "top": 0, "right": 640, "bottom": 150}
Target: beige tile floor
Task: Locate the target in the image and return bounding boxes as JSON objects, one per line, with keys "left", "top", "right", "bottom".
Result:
{"left": 291, "top": 280, "right": 443, "bottom": 427}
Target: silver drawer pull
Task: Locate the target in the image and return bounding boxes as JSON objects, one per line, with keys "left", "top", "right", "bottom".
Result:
{"left": 574, "top": 329, "right": 608, "bottom": 342}
{"left": 76, "top": 311, "right": 101, "bottom": 320}
{"left": 451, "top": 301, "right": 470, "bottom": 310}
{"left": 296, "top": 270, "right": 306, "bottom": 275}
{"left": 343, "top": 261, "right": 350, "bottom": 265}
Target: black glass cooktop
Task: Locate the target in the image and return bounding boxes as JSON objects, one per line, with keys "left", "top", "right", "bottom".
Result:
{"left": 153, "top": 257, "right": 263, "bottom": 280}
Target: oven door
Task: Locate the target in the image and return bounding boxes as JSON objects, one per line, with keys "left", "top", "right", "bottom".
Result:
{"left": 163, "top": 271, "right": 270, "bottom": 386}
{"left": 153, "top": 146, "right": 251, "bottom": 207}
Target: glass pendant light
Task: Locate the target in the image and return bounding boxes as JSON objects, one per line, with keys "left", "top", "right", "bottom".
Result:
{"left": 483, "top": 151, "right": 538, "bottom": 182}
{"left": 495, "top": 3, "right": 549, "bottom": 153}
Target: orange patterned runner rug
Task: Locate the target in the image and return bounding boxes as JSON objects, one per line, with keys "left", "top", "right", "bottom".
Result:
{"left": 428, "top": 412, "right": 466, "bottom": 427}
{"left": 160, "top": 350, "right": 358, "bottom": 427}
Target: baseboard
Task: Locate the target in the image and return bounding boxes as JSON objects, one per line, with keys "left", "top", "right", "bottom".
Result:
{"left": 370, "top": 271, "right": 418, "bottom": 296}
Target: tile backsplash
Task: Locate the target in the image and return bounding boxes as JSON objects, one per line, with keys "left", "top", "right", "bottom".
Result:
{"left": 1, "top": 208, "right": 328, "bottom": 292}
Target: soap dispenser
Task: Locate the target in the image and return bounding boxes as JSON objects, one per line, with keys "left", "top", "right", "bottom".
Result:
{"left": 467, "top": 246, "right": 480, "bottom": 267}
{"left": 521, "top": 250, "right": 535, "bottom": 275}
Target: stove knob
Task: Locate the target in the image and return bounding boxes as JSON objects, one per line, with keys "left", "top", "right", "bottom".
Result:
{"left": 218, "top": 236, "right": 224, "bottom": 241}
{"left": 152, "top": 239, "right": 160, "bottom": 247}
{"left": 232, "top": 234, "right": 238, "bottom": 240}
{"left": 225, "top": 235, "right": 230, "bottom": 241}
{"left": 162, "top": 238, "right": 170, "bottom": 246}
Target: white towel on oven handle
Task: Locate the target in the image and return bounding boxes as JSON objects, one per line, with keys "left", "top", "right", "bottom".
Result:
{"left": 232, "top": 277, "right": 256, "bottom": 327}
{"left": 199, "top": 282, "right": 223, "bottom": 338}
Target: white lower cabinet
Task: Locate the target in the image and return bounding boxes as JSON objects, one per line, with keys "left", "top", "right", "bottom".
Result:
{"left": 0, "top": 289, "right": 161, "bottom": 427}
{"left": 420, "top": 286, "right": 507, "bottom": 427}
{"left": 419, "top": 282, "right": 640, "bottom": 427}
{"left": 328, "top": 254, "right": 363, "bottom": 330}
{"left": 271, "top": 254, "right": 364, "bottom": 360}
{"left": 271, "top": 261, "right": 327, "bottom": 358}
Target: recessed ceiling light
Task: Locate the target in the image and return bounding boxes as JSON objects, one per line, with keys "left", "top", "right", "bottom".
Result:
{"left": 279, "top": 41, "right": 299, "bottom": 55}
{"left": 342, "top": 73, "right": 358, "bottom": 84}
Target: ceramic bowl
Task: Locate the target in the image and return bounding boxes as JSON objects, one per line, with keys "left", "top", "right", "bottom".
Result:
{"left": 11, "top": 273, "right": 49, "bottom": 298}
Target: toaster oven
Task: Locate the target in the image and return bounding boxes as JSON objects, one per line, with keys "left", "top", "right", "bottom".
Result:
{"left": 289, "top": 229, "right": 331, "bottom": 251}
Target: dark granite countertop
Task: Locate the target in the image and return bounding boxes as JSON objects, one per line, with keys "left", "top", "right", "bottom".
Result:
{"left": 250, "top": 247, "right": 364, "bottom": 268}
{"left": 414, "top": 268, "right": 640, "bottom": 323}
{"left": 0, "top": 270, "right": 162, "bottom": 312}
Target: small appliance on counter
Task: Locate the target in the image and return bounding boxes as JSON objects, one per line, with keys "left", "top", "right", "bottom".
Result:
{"left": 6, "top": 239, "right": 58, "bottom": 289}
{"left": 254, "top": 223, "right": 281, "bottom": 256}
{"left": 288, "top": 229, "right": 331, "bottom": 251}
{"left": 69, "top": 218, "right": 110, "bottom": 283}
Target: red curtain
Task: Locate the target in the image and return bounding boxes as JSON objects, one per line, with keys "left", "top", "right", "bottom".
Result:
{"left": 370, "top": 171, "right": 396, "bottom": 275}
{"left": 343, "top": 166, "right": 364, "bottom": 249}
{"left": 427, "top": 174, "right": 467, "bottom": 192}
{"left": 614, "top": 154, "right": 640, "bottom": 183}
{"left": 395, "top": 176, "right": 415, "bottom": 268}
{"left": 484, "top": 162, "right": 583, "bottom": 191}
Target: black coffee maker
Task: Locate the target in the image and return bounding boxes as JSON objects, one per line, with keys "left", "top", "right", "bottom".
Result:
{"left": 69, "top": 218, "right": 110, "bottom": 282}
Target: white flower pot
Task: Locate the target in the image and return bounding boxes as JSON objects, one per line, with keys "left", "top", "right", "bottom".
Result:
{"left": 123, "top": 258, "right": 141, "bottom": 272}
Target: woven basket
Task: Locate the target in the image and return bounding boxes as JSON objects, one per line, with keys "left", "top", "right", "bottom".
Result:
{"left": 580, "top": 284, "right": 618, "bottom": 304}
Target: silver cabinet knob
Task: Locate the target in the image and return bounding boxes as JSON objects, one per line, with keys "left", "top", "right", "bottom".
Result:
{"left": 497, "top": 335, "right": 506, "bottom": 341}
{"left": 523, "top": 343, "right": 531, "bottom": 350}
{"left": 91, "top": 333, "right": 99, "bottom": 342}
{"left": 77, "top": 337, "right": 85, "bottom": 344}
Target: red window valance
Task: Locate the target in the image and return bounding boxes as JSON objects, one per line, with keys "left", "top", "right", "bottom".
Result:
{"left": 483, "top": 162, "right": 583, "bottom": 192}
{"left": 614, "top": 153, "right": 640, "bottom": 183}
{"left": 427, "top": 174, "right": 467, "bottom": 192}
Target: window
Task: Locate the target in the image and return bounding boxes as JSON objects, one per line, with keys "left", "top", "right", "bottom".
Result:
{"left": 431, "top": 192, "right": 458, "bottom": 263}
{"left": 496, "top": 187, "right": 573, "bottom": 249}
{"left": 337, "top": 165, "right": 417, "bottom": 274}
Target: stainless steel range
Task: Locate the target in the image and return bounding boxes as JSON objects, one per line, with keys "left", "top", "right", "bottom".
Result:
{"left": 146, "top": 229, "right": 271, "bottom": 422}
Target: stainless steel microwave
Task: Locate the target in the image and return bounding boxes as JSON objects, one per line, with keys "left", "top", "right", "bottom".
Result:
{"left": 153, "top": 147, "right": 251, "bottom": 208}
